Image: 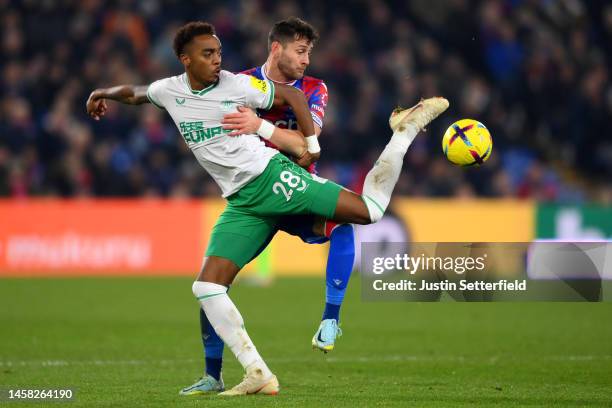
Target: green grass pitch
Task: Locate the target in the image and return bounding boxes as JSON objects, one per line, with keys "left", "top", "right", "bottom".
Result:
{"left": 1, "top": 276, "right": 611, "bottom": 407}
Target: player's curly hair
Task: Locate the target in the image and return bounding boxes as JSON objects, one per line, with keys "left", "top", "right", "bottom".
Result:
{"left": 173, "top": 21, "right": 216, "bottom": 58}
{"left": 268, "top": 17, "right": 319, "bottom": 50}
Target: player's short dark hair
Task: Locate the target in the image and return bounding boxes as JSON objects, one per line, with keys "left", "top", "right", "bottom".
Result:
{"left": 173, "top": 21, "right": 216, "bottom": 58}
{"left": 268, "top": 17, "right": 319, "bottom": 51}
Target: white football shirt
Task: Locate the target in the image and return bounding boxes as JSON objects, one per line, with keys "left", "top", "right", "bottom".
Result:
{"left": 147, "top": 70, "right": 278, "bottom": 197}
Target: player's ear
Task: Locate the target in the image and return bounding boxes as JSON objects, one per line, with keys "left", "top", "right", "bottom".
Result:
{"left": 270, "top": 41, "right": 283, "bottom": 56}
{"left": 179, "top": 53, "right": 190, "bottom": 67}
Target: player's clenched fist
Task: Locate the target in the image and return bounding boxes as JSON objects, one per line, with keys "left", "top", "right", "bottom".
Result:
{"left": 86, "top": 91, "right": 108, "bottom": 121}
{"left": 296, "top": 150, "right": 318, "bottom": 168}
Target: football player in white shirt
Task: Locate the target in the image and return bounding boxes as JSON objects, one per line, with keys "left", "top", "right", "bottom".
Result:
{"left": 86, "top": 21, "right": 448, "bottom": 396}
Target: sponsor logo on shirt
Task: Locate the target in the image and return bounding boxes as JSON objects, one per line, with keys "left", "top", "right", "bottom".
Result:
{"left": 249, "top": 76, "right": 268, "bottom": 93}
{"left": 179, "top": 121, "right": 231, "bottom": 143}
{"left": 273, "top": 119, "right": 298, "bottom": 129}
{"left": 310, "top": 104, "right": 323, "bottom": 112}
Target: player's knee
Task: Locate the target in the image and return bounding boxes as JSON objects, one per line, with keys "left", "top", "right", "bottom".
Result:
{"left": 350, "top": 207, "right": 374, "bottom": 225}
{"left": 197, "top": 256, "right": 239, "bottom": 285}
{"left": 335, "top": 190, "right": 375, "bottom": 225}
{"left": 357, "top": 205, "right": 381, "bottom": 224}
{"left": 367, "top": 211, "right": 382, "bottom": 223}
{"left": 361, "top": 196, "right": 383, "bottom": 224}
{"left": 192, "top": 281, "right": 228, "bottom": 298}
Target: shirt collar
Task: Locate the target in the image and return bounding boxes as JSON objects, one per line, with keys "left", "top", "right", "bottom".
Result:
{"left": 261, "top": 63, "right": 297, "bottom": 86}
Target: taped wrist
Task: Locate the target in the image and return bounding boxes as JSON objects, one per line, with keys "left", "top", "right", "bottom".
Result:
{"left": 257, "top": 120, "right": 275, "bottom": 140}
{"left": 306, "top": 135, "right": 320, "bottom": 153}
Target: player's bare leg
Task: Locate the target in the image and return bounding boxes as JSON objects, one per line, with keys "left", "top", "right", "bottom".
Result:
{"left": 196, "top": 256, "right": 240, "bottom": 285}
{"left": 333, "top": 97, "right": 449, "bottom": 225}
{"left": 192, "top": 256, "right": 279, "bottom": 396}
{"left": 331, "top": 190, "right": 372, "bottom": 224}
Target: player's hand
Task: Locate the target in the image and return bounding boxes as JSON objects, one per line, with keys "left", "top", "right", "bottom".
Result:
{"left": 221, "top": 106, "right": 260, "bottom": 136}
{"left": 296, "top": 150, "right": 319, "bottom": 169}
{"left": 86, "top": 91, "right": 108, "bottom": 121}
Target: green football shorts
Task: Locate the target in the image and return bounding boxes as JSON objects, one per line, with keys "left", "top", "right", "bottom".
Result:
{"left": 206, "top": 153, "right": 343, "bottom": 268}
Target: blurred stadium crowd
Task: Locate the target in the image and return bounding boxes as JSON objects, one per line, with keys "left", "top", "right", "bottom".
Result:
{"left": 1, "top": 0, "right": 611, "bottom": 202}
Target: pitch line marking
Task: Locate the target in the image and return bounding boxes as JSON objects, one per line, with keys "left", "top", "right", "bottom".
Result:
{"left": 1, "top": 355, "right": 610, "bottom": 367}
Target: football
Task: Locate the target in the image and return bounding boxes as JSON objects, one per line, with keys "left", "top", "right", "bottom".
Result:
{"left": 442, "top": 119, "right": 492, "bottom": 166}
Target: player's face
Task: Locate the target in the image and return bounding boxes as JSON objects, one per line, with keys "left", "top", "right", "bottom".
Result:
{"left": 278, "top": 37, "right": 313, "bottom": 80}
{"left": 183, "top": 35, "right": 222, "bottom": 85}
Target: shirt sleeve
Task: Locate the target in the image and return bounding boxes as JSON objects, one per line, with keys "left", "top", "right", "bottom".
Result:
{"left": 308, "top": 80, "right": 328, "bottom": 129}
{"left": 236, "top": 74, "right": 275, "bottom": 110}
{"left": 146, "top": 79, "right": 166, "bottom": 110}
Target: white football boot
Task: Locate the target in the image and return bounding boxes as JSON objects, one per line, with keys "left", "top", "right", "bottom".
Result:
{"left": 389, "top": 97, "right": 449, "bottom": 133}
{"left": 218, "top": 367, "right": 279, "bottom": 396}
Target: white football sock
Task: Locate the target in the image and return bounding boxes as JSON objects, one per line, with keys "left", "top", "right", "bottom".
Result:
{"left": 192, "top": 281, "right": 272, "bottom": 378}
{"left": 362, "top": 125, "right": 418, "bottom": 222}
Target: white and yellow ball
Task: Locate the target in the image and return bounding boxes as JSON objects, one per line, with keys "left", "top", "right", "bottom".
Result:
{"left": 442, "top": 119, "right": 492, "bottom": 166}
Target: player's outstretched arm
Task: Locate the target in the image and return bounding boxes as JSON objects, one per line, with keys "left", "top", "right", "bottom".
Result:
{"left": 86, "top": 85, "right": 149, "bottom": 120}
